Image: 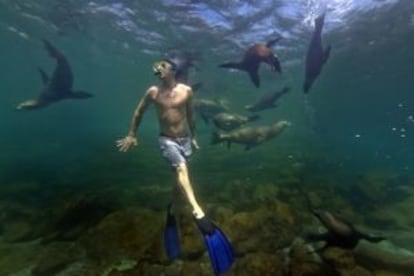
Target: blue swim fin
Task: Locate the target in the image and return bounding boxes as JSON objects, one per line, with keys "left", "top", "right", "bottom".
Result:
{"left": 163, "top": 204, "right": 181, "bottom": 259}
{"left": 195, "top": 216, "right": 234, "bottom": 275}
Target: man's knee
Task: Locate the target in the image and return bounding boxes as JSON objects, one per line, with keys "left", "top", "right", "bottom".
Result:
{"left": 176, "top": 162, "right": 187, "bottom": 171}
{"left": 175, "top": 163, "right": 189, "bottom": 177}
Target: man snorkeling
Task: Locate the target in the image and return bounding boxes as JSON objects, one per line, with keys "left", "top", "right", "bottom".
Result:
{"left": 116, "top": 59, "right": 233, "bottom": 275}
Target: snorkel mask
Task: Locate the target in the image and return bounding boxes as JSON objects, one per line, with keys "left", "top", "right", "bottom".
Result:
{"left": 152, "top": 59, "right": 177, "bottom": 76}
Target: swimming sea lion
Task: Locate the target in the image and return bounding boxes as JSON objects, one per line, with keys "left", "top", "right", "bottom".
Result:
{"left": 211, "top": 120, "right": 290, "bottom": 150}
{"left": 193, "top": 98, "right": 229, "bottom": 124}
{"left": 213, "top": 112, "right": 260, "bottom": 131}
{"left": 219, "top": 38, "right": 282, "bottom": 88}
{"left": 303, "top": 13, "right": 331, "bottom": 93}
{"left": 16, "top": 40, "right": 92, "bottom": 111}
{"left": 306, "top": 209, "right": 385, "bottom": 251}
{"left": 164, "top": 49, "right": 198, "bottom": 84}
{"left": 245, "top": 86, "right": 290, "bottom": 112}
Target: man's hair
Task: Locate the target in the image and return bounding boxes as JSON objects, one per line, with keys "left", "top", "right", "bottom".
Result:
{"left": 162, "top": 59, "right": 177, "bottom": 72}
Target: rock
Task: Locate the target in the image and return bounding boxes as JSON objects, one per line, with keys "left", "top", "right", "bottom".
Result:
{"left": 130, "top": 262, "right": 166, "bottom": 276}
{"left": 355, "top": 240, "right": 414, "bottom": 275}
{"left": 43, "top": 194, "right": 116, "bottom": 242}
{"left": 55, "top": 261, "right": 94, "bottom": 276}
{"left": 181, "top": 261, "right": 203, "bottom": 275}
{"left": 81, "top": 208, "right": 163, "bottom": 265}
{"left": 0, "top": 237, "right": 41, "bottom": 275}
{"left": 3, "top": 220, "right": 35, "bottom": 242}
{"left": 101, "top": 258, "right": 138, "bottom": 275}
{"left": 0, "top": 203, "right": 46, "bottom": 242}
{"left": 229, "top": 205, "right": 296, "bottom": 255}
{"left": 348, "top": 266, "right": 373, "bottom": 276}
{"left": 322, "top": 247, "right": 356, "bottom": 270}
{"left": 178, "top": 212, "right": 205, "bottom": 260}
{"left": 349, "top": 170, "right": 411, "bottom": 210}
{"left": 253, "top": 184, "right": 279, "bottom": 203}
{"left": 287, "top": 240, "right": 327, "bottom": 276}
{"left": 31, "top": 242, "right": 84, "bottom": 276}
{"left": 234, "top": 252, "right": 284, "bottom": 276}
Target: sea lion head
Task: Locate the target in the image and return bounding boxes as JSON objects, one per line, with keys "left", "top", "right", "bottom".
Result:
{"left": 312, "top": 209, "right": 330, "bottom": 222}
{"left": 276, "top": 120, "right": 291, "bottom": 128}
{"left": 152, "top": 59, "right": 177, "bottom": 80}
{"left": 16, "top": 99, "right": 42, "bottom": 111}
{"left": 312, "top": 209, "right": 353, "bottom": 236}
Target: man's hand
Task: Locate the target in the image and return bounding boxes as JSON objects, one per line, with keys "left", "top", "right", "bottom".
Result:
{"left": 191, "top": 138, "right": 200, "bottom": 150}
{"left": 116, "top": 135, "right": 138, "bottom": 152}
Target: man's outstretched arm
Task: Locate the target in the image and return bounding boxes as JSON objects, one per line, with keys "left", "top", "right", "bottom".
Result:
{"left": 117, "top": 88, "right": 153, "bottom": 152}
{"left": 128, "top": 89, "right": 153, "bottom": 137}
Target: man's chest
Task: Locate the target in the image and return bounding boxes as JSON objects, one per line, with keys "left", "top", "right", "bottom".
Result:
{"left": 154, "top": 91, "right": 187, "bottom": 108}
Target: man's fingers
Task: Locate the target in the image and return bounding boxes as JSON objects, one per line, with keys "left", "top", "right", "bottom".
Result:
{"left": 116, "top": 140, "right": 127, "bottom": 152}
{"left": 116, "top": 139, "right": 125, "bottom": 146}
{"left": 121, "top": 144, "right": 129, "bottom": 152}
{"left": 116, "top": 137, "right": 137, "bottom": 152}
{"left": 192, "top": 140, "right": 200, "bottom": 150}
{"left": 118, "top": 144, "right": 125, "bottom": 152}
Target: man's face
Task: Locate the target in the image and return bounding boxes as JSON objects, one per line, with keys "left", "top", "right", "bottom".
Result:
{"left": 153, "top": 61, "right": 174, "bottom": 79}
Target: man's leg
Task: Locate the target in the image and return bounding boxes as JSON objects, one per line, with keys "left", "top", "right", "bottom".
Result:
{"left": 176, "top": 163, "right": 205, "bottom": 219}
{"left": 175, "top": 164, "right": 234, "bottom": 275}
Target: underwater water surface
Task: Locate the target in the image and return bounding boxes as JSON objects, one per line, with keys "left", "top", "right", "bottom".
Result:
{"left": 1, "top": 0, "right": 414, "bottom": 275}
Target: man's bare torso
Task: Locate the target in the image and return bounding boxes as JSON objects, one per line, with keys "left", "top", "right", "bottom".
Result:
{"left": 148, "top": 83, "right": 192, "bottom": 137}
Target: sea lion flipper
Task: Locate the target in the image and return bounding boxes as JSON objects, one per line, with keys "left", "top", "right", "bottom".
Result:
{"left": 43, "top": 39, "right": 63, "bottom": 59}
{"left": 219, "top": 62, "right": 245, "bottom": 71}
{"left": 266, "top": 37, "right": 282, "bottom": 48}
{"left": 304, "top": 232, "right": 330, "bottom": 242}
{"left": 303, "top": 79, "right": 312, "bottom": 94}
{"left": 270, "top": 55, "right": 282, "bottom": 73}
{"left": 211, "top": 131, "right": 221, "bottom": 145}
{"left": 248, "top": 69, "right": 260, "bottom": 88}
{"left": 323, "top": 45, "right": 331, "bottom": 64}
{"left": 358, "top": 231, "right": 386, "bottom": 244}
{"left": 38, "top": 67, "right": 49, "bottom": 85}
{"left": 364, "top": 235, "right": 386, "bottom": 243}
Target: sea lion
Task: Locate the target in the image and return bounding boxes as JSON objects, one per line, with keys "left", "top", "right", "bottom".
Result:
{"left": 153, "top": 58, "right": 202, "bottom": 92}
{"left": 245, "top": 86, "right": 290, "bottom": 112}
{"left": 164, "top": 49, "right": 198, "bottom": 84}
{"left": 16, "top": 40, "right": 92, "bottom": 110}
{"left": 213, "top": 112, "right": 260, "bottom": 131}
{"left": 193, "top": 98, "right": 229, "bottom": 124}
{"left": 211, "top": 120, "right": 290, "bottom": 150}
{"left": 306, "top": 209, "right": 385, "bottom": 251}
{"left": 303, "top": 13, "right": 331, "bottom": 93}
{"left": 219, "top": 38, "right": 282, "bottom": 88}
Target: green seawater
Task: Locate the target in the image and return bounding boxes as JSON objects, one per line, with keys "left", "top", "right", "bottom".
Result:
{"left": 1, "top": 1, "right": 414, "bottom": 275}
